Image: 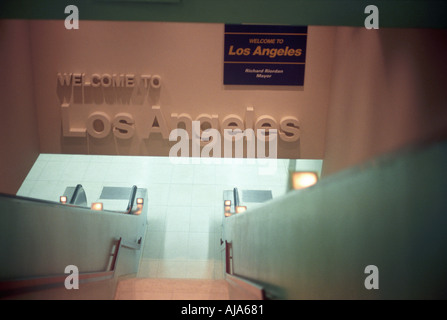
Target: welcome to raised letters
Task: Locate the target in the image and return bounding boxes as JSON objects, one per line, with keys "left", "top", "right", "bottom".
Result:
{"left": 58, "top": 72, "right": 301, "bottom": 144}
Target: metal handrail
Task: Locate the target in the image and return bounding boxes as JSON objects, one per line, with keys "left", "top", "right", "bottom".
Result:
{"left": 233, "top": 187, "right": 240, "bottom": 208}
{"left": 0, "top": 236, "right": 141, "bottom": 298}
{"left": 69, "top": 184, "right": 87, "bottom": 206}
{"left": 69, "top": 184, "right": 81, "bottom": 204}
{"left": 226, "top": 273, "right": 266, "bottom": 300}
{"left": 126, "top": 185, "right": 138, "bottom": 214}
{"left": 121, "top": 237, "right": 142, "bottom": 250}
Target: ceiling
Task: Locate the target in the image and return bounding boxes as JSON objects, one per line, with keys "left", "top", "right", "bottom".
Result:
{"left": 1, "top": 0, "right": 446, "bottom": 28}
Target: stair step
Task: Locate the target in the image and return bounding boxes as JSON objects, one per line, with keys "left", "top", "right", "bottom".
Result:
{"left": 115, "top": 278, "right": 229, "bottom": 300}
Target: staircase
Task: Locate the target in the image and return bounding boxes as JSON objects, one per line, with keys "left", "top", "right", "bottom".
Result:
{"left": 114, "top": 278, "right": 229, "bottom": 300}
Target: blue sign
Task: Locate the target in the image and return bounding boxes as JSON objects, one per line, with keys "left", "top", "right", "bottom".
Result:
{"left": 224, "top": 25, "right": 307, "bottom": 86}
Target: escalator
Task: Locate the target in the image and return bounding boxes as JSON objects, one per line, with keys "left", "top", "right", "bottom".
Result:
{"left": 61, "top": 184, "right": 88, "bottom": 207}
{"left": 223, "top": 187, "right": 274, "bottom": 216}
{"left": 0, "top": 184, "right": 148, "bottom": 299}
{"left": 221, "top": 139, "right": 447, "bottom": 299}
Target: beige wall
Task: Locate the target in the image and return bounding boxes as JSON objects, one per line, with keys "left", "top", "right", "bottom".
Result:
{"left": 28, "top": 21, "right": 335, "bottom": 159}
{"left": 322, "top": 27, "right": 447, "bottom": 176}
{"left": 5, "top": 21, "right": 445, "bottom": 189}
{"left": 0, "top": 20, "right": 40, "bottom": 194}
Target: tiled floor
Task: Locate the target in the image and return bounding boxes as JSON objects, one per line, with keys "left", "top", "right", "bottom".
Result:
{"left": 17, "top": 154, "right": 322, "bottom": 280}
